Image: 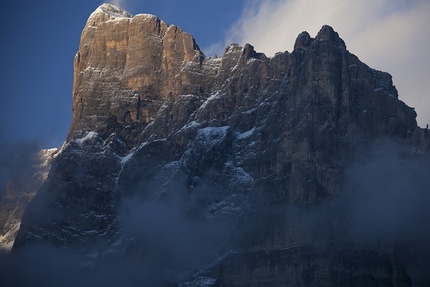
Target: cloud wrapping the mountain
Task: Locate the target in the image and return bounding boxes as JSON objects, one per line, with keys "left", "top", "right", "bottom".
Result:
{"left": 224, "top": 0, "right": 430, "bottom": 127}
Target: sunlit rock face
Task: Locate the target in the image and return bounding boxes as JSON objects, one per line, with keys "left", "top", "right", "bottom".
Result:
{"left": 10, "top": 3, "right": 430, "bottom": 286}
{"left": 68, "top": 4, "right": 205, "bottom": 147}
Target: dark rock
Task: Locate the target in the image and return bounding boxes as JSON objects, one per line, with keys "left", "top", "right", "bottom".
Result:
{"left": 7, "top": 4, "right": 430, "bottom": 286}
{"left": 316, "top": 24, "right": 347, "bottom": 49}
{"left": 294, "top": 31, "right": 312, "bottom": 50}
{"left": 0, "top": 148, "right": 57, "bottom": 251}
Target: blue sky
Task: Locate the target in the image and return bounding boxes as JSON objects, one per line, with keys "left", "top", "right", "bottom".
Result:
{"left": 1, "top": 0, "right": 429, "bottom": 149}
{"left": 0, "top": 0, "right": 245, "bottom": 148}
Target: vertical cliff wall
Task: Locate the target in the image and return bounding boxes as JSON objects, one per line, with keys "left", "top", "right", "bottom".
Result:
{"left": 7, "top": 3, "right": 430, "bottom": 287}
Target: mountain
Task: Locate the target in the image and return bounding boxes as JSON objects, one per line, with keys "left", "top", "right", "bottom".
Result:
{"left": 0, "top": 148, "right": 58, "bottom": 253}
{"left": 2, "top": 3, "right": 430, "bottom": 287}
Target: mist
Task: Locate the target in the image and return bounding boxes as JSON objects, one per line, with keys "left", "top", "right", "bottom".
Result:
{"left": 119, "top": 192, "right": 236, "bottom": 280}
{"left": 301, "top": 140, "right": 429, "bottom": 285}
{"left": 228, "top": 139, "right": 430, "bottom": 285}
{"left": 1, "top": 139, "right": 429, "bottom": 285}
{"left": 344, "top": 142, "right": 430, "bottom": 243}
{"left": 0, "top": 139, "right": 40, "bottom": 189}
{"left": 0, "top": 178, "right": 236, "bottom": 287}
{"left": 342, "top": 141, "right": 430, "bottom": 286}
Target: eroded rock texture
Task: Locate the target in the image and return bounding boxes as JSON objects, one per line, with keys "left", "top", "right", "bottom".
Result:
{"left": 10, "top": 3, "right": 430, "bottom": 287}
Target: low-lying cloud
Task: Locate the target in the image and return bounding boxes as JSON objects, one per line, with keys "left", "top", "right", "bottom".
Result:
{"left": 342, "top": 141, "right": 430, "bottom": 286}
{"left": 1, "top": 139, "right": 429, "bottom": 285}
{"left": 0, "top": 182, "right": 236, "bottom": 287}
{"left": 120, "top": 192, "right": 235, "bottom": 277}
{"left": 344, "top": 143, "right": 430, "bottom": 243}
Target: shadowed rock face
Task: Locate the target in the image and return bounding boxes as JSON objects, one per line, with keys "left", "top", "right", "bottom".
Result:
{"left": 66, "top": 4, "right": 427, "bottom": 205}
{"left": 9, "top": 3, "right": 430, "bottom": 286}
{"left": 0, "top": 148, "right": 58, "bottom": 252}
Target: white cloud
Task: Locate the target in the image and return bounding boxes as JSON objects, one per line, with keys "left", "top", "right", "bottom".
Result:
{"left": 223, "top": 0, "right": 430, "bottom": 127}
{"left": 109, "top": 0, "right": 125, "bottom": 9}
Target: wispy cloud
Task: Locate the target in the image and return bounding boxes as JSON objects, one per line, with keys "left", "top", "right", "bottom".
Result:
{"left": 109, "top": 0, "right": 125, "bottom": 8}
{"left": 222, "top": 0, "right": 430, "bottom": 127}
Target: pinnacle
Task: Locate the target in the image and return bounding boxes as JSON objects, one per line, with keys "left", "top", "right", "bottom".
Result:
{"left": 294, "top": 31, "right": 312, "bottom": 50}
{"left": 93, "top": 3, "right": 133, "bottom": 19}
{"left": 293, "top": 25, "right": 347, "bottom": 51}
{"left": 316, "top": 25, "right": 346, "bottom": 49}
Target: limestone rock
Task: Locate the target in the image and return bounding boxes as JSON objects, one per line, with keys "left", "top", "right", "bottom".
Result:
{"left": 68, "top": 4, "right": 204, "bottom": 147}
{"left": 8, "top": 4, "right": 430, "bottom": 286}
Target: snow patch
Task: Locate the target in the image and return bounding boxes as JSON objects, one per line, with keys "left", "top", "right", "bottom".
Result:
{"left": 99, "top": 4, "right": 132, "bottom": 19}
{"left": 182, "top": 276, "right": 217, "bottom": 287}
{"left": 119, "top": 151, "right": 134, "bottom": 166}
{"left": 134, "top": 13, "right": 158, "bottom": 20}
{"left": 179, "top": 121, "right": 201, "bottom": 132}
{"left": 203, "top": 58, "right": 222, "bottom": 75}
{"left": 199, "top": 92, "right": 222, "bottom": 110}
{"left": 75, "top": 131, "right": 98, "bottom": 144}
{"left": 237, "top": 127, "right": 255, "bottom": 139}
{"left": 180, "top": 94, "right": 199, "bottom": 99}
{"left": 197, "top": 126, "right": 229, "bottom": 140}
{"left": 224, "top": 43, "right": 242, "bottom": 55}
{"left": 136, "top": 138, "right": 167, "bottom": 151}
{"left": 208, "top": 57, "right": 222, "bottom": 63}
{"left": 88, "top": 4, "right": 133, "bottom": 24}
{"left": 84, "top": 66, "right": 103, "bottom": 73}
{"left": 224, "top": 161, "right": 254, "bottom": 187}
{"left": 242, "top": 107, "right": 257, "bottom": 115}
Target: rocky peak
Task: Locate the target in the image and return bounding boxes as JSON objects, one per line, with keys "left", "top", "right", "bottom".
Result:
{"left": 69, "top": 7, "right": 362, "bottom": 150}
{"left": 86, "top": 3, "right": 133, "bottom": 25}
{"left": 98, "top": 3, "right": 132, "bottom": 16}
{"left": 293, "top": 31, "right": 312, "bottom": 50}
{"left": 68, "top": 4, "right": 204, "bottom": 146}
{"left": 8, "top": 5, "right": 430, "bottom": 286}
{"left": 93, "top": 3, "right": 132, "bottom": 17}
{"left": 241, "top": 43, "right": 266, "bottom": 61}
{"left": 315, "top": 24, "right": 346, "bottom": 49}
{"left": 63, "top": 4, "right": 427, "bottom": 206}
